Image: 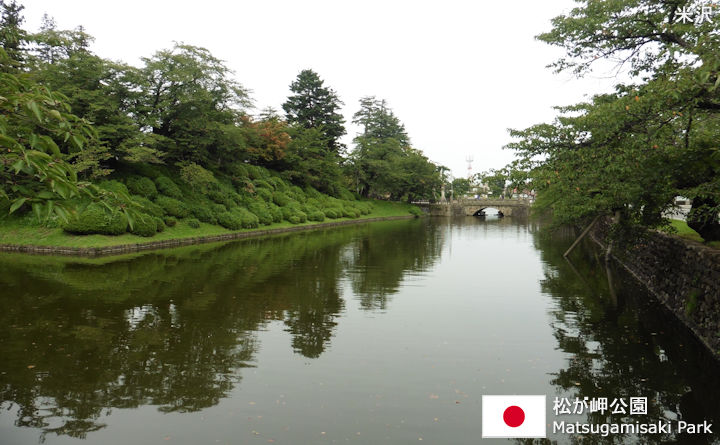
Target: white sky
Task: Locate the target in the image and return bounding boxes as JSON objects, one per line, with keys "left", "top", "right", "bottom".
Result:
{"left": 23, "top": 0, "right": 619, "bottom": 178}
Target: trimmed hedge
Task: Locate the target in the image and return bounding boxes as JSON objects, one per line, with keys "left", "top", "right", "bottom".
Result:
{"left": 155, "top": 176, "right": 183, "bottom": 199}
{"left": 234, "top": 207, "right": 259, "bottom": 229}
{"left": 186, "top": 218, "right": 201, "bottom": 229}
{"left": 63, "top": 204, "right": 127, "bottom": 235}
{"left": 155, "top": 196, "right": 189, "bottom": 218}
{"left": 253, "top": 179, "right": 273, "bottom": 190}
{"left": 256, "top": 188, "right": 273, "bottom": 202}
{"left": 126, "top": 176, "right": 158, "bottom": 199}
{"left": 323, "top": 208, "right": 339, "bottom": 219}
{"left": 130, "top": 214, "right": 157, "bottom": 237}
{"left": 272, "top": 192, "right": 292, "bottom": 207}
{"left": 269, "top": 176, "right": 287, "bottom": 191}
{"left": 308, "top": 210, "right": 325, "bottom": 222}
{"left": 164, "top": 216, "right": 177, "bottom": 227}
{"left": 133, "top": 196, "right": 164, "bottom": 218}
{"left": 217, "top": 211, "right": 242, "bottom": 230}
{"left": 267, "top": 202, "right": 284, "bottom": 223}
{"left": 154, "top": 217, "right": 166, "bottom": 232}
{"left": 248, "top": 202, "right": 273, "bottom": 225}
{"left": 190, "top": 204, "right": 216, "bottom": 224}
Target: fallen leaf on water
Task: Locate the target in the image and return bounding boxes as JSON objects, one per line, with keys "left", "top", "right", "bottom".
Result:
{"left": 429, "top": 394, "right": 439, "bottom": 399}
{"left": 249, "top": 401, "right": 256, "bottom": 405}
{"left": 434, "top": 418, "right": 439, "bottom": 422}
{"left": 27, "top": 365, "right": 35, "bottom": 369}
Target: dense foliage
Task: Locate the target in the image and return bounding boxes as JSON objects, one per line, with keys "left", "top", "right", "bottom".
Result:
{"left": 0, "top": 2, "right": 439, "bottom": 237}
{"left": 507, "top": 0, "right": 720, "bottom": 241}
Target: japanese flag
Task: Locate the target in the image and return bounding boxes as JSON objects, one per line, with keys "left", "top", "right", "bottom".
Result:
{"left": 482, "top": 395, "right": 546, "bottom": 438}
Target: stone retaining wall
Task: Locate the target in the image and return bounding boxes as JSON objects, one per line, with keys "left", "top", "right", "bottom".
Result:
{"left": 591, "top": 219, "right": 720, "bottom": 355}
{"left": 0, "top": 215, "right": 416, "bottom": 258}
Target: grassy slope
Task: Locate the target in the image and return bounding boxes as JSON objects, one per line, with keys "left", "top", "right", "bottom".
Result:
{"left": 664, "top": 219, "right": 720, "bottom": 249}
{"left": 0, "top": 200, "right": 419, "bottom": 248}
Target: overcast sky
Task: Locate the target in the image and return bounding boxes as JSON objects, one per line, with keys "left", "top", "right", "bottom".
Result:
{"left": 23, "top": 0, "right": 619, "bottom": 178}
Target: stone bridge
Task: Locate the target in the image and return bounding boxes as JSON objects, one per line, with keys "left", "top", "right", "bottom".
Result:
{"left": 419, "top": 198, "right": 532, "bottom": 217}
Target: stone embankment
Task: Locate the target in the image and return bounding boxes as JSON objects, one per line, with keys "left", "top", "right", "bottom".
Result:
{"left": 592, "top": 219, "right": 720, "bottom": 355}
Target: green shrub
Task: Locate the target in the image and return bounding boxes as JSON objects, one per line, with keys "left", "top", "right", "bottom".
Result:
{"left": 256, "top": 188, "right": 273, "bottom": 202}
{"left": 249, "top": 202, "right": 273, "bottom": 225}
{"left": 323, "top": 208, "right": 339, "bottom": 219}
{"left": 217, "top": 211, "right": 243, "bottom": 230}
{"left": 155, "top": 196, "right": 189, "bottom": 218}
{"left": 133, "top": 196, "right": 164, "bottom": 217}
{"left": 130, "top": 214, "right": 157, "bottom": 237}
{"left": 246, "top": 164, "right": 269, "bottom": 180}
{"left": 409, "top": 206, "right": 423, "bottom": 217}
{"left": 234, "top": 207, "right": 259, "bottom": 229}
{"left": 63, "top": 204, "right": 127, "bottom": 235}
{"left": 267, "top": 202, "right": 284, "bottom": 223}
{"left": 269, "top": 176, "right": 287, "bottom": 190}
{"left": 308, "top": 210, "right": 325, "bottom": 222}
{"left": 154, "top": 217, "right": 166, "bottom": 232}
{"left": 179, "top": 162, "right": 216, "bottom": 190}
{"left": 126, "top": 176, "right": 158, "bottom": 199}
{"left": 338, "top": 188, "right": 356, "bottom": 201}
{"left": 228, "top": 162, "right": 248, "bottom": 179}
{"left": 288, "top": 215, "right": 301, "bottom": 224}
{"left": 186, "top": 218, "right": 201, "bottom": 229}
{"left": 155, "top": 176, "right": 183, "bottom": 199}
{"left": 342, "top": 207, "right": 359, "bottom": 218}
{"left": 98, "top": 180, "right": 130, "bottom": 196}
{"left": 273, "top": 192, "right": 292, "bottom": 207}
{"left": 190, "top": 204, "right": 216, "bottom": 224}
{"left": 253, "top": 179, "right": 273, "bottom": 190}
{"left": 164, "top": 216, "right": 177, "bottom": 227}
{"left": 288, "top": 186, "right": 307, "bottom": 203}
{"left": 207, "top": 189, "right": 226, "bottom": 204}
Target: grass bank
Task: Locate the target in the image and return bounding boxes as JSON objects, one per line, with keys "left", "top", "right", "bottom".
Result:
{"left": 664, "top": 219, "right": 720, "bottom": 249}
{"left": 0, "top": 200, "right": 421, "bottom": 253}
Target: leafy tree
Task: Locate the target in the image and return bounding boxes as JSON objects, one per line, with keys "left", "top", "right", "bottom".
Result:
{"left": 451, "top": 177, "right": 471, "bottom": 198}
{"left": 476, "top": 169, "right": 507, "bottom": 197}
{"left": 508, "top": 0, "right": 720, "bottom": 241}
{"left": 134, "top": 43, "right": 251, "bottom": 165}
{"left": 349, "top": 97, "right": 439, "bottom": 200}
{"left": 0, "top": 49, "right": 106, "bottom": 221}
{"left": 282, "top": 69, "right": 346, "bottom": 154}
{"left": 281, "top": 126, "right": 343, "bottom": 195}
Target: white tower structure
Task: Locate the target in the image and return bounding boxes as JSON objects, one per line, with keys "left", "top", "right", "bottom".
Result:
{"left": 465, "top": 155, "right": 474, "bottom": 180}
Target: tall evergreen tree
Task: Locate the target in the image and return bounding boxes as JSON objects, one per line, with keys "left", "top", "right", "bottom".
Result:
{"left": 282, "top": 69, "right": 346, "bottom": 154}
{"left": 0, "top": 0, "right": 26, "bottom": 67}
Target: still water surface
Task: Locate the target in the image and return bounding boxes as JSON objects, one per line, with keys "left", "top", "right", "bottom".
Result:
{"left": 0, "top": 217, "right": 718, "bottom": 444}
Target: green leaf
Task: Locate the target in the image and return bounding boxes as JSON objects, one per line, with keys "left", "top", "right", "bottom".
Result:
{"left": 27, "top": 101, "right": 43, "bottom": 122}
{"left": 9, "top": 197, "right": 27, "bottom": 213}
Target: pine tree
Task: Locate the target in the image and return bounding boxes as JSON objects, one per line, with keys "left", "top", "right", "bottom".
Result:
{"left": 282, "top": 69, "right": 346, "bottom": 154}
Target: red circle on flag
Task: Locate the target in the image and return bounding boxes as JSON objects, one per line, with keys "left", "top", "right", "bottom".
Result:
{"left": 503, "top": 405, "right": 525, "bottom": 427}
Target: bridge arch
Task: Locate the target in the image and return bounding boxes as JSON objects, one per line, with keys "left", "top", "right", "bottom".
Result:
{"left": 472, "top": 207, "right": 504, "bottom": 217}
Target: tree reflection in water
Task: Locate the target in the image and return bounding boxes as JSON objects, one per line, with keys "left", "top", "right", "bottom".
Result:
{"left": 0, "top": 219, "right": 443, "bottom": 440}
{"left": 530, "top": 226, "right": 720, "bottom": 445}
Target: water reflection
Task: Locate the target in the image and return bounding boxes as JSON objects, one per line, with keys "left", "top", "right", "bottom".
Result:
{"left": 0, "top": 220, "right": 443, "bottom": 441}
{"left": 1, "top": 217, "right": 719, "bottom": 444}
{"left": 535, "top": 227, "right": 720, "bottom": 444}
